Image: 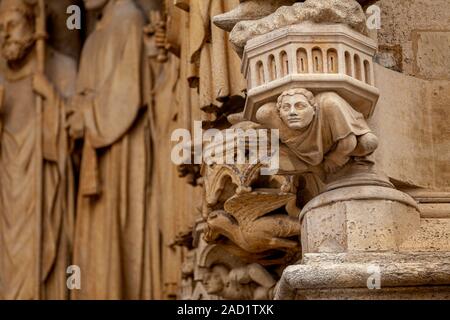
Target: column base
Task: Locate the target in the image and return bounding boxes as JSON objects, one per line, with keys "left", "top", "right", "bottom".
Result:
{"left": 275, "top": 252, "right": 450, "bottom": 300}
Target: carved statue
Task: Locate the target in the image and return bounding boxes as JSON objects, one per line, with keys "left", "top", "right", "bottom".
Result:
{"left": 70, "top": 0, "right": 153, "bottom": 300}
{"left": 203, "top": 263, "right": 277, "bottom": 300}
{"left": 179, "top": 251, "right": 196, "bottom": 300}
{"left": 172, "top": 0, "right": 246, "bottom": 111}
{"left": 205, "top": 191, "right": 300, "bottom": 254}
{"left": 0, "top": 0, "right": 77, "bottom": 299}
{"left": 202, "top": 153, "right": 301, "bottom": 265}
{"left": 256, "top": 88, "right": 379, "bottom": 177}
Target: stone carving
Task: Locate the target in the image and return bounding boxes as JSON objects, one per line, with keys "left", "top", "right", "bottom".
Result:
{"left": 205, "top": 192, "right": 300, "bottom": 253}
{"left": 213, "top": 0, "right": 297, "bottom": 32}
{"left": 0, "top": 0, "right": 76, "bottom": 299}
{"left": 204, "top": 263, "right": 277, "bottom": 300}
{"left": 143, "top": 10, "right": 169, "bottom": 63}
{"left": 179, "top": 251, "right": 196, "bottom": 300}
{"left": 202, "top": 158, "right": 301, "bottom": 265}
{"left": 188, "top": 242, "right": 279, "bottom": 300}
{"left": 70, "top": 0, "right": 153, "bottom": 300}
{"left": 240, "top": 23, "right": 380, "bottom": 121}
{"left": 256, "top": 89, "right": 379, "bottom": 177}
{"left": 227, "top": 8, "right": 388, "bottom": 189}
{"left": 229, "top": 0, "right": 368, "bottom": 54}
{"left": 208, "top": 0, "right": 450, "bottom": 301}
{"left": 0, "top": 0, "right": 447, "bottom": 301}
{"left": 175, "top": 0, "right": 246, "bottom": 112}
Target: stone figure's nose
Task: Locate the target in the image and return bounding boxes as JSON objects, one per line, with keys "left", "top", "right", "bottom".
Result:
{"left": 289, "top": 106, "right": 297, "bottom": 115}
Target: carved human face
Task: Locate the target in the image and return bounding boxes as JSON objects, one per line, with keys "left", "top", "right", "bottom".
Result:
{"left": 204, "top": 266, "right": 226, "bottom": 294}
{"left": 84, "top": 0, "right": 109, "bottom": 11}
{"left": 279, "top": 94, "right": 315, "bottom": 130}
{"left": 0, "top": 9, "right": 34, "bottom": 63}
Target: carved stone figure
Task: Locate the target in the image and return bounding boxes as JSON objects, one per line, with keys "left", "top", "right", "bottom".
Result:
{"left": 203, "top": 263, "right": 276, "bottom": 300}
{"left": 202, "top": 162, "right": 301, "bottom": 265}
{"left": 179, "top": 251, "right": 196, "bottom": 299}
{"left": 71, "top": 0, "right": 153, "bottom": 299}
{"left": 206, "top": 195, "right": 299, "bottom": 254}
{"left": 256, "top": 88, "right": 379, "bottom": 176}
{"left": 0, "top": 0, "right": 77, "bottom": 299}
{"left": 174, "top": 0, "right": 246, "bottom": 111}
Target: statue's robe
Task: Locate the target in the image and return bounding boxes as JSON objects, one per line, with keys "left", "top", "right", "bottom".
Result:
{"left": 0, "top": 48, "right": 77, "bottom": 299}
{"left": 281, "top": 92, "right": 372, "bottom": 166}
{"left": 72, "top": 0, "right": 153, "bottom": 299}
{"left": 183, "top": 0, "right": 246, "bottom": 110}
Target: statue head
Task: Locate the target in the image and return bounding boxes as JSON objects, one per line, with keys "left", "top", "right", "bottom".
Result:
{"left": 277, "top": 88, "right": 317, "bottom": 131}
{"left": 84, "top": 0, "right": 109, "bottom": 11}
{"left": 181, "top": 252, "right": 195, "bottom": 278}
{"left": 0, "top": 0, "right": 35, "bottom": 63}
{"left": 203, "top": 265, "right": 229, "bottom": 295}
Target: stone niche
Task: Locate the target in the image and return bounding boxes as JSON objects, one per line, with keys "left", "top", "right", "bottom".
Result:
{"left": 242, "top": 23, "right": 379, "bottom": 121}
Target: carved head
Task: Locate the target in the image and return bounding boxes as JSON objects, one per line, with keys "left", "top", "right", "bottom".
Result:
{"left": 203, "top": 265, "right": 229, "bottom": 295}
{"left": 181, "top": 252, "right": 195, "bottom": 278}
{"left": 84, "top": 0, "right": 109, "bottom": 11}
{"left": 277, "top": 88, "right": 317, "bottom": 131}
{"left": 0, "top": 0, "right": 35, "bottom": 63}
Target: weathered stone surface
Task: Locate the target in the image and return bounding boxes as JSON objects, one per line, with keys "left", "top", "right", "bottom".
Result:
{"left": 414, "top": 31, "right": 450, "bottom": 80}
{"left": 229, "top": 0, "right": 368, "bottom": 54}
{"left": 295, "top": 287, "right": 450, "bottom": 300}
{"left": 213, "top": 0, "right": 297, "bottom": 32}
{"left": 430, "top": 81, "right": 450, "bottom": 190}
{"left": 375, "top": 0, "right": 450, "bottom": 78}
{"left": 401, "top": 219, "right": 450, "bottom": 252}
{"left": 300, "top": 186, "right": 421, "bottom": 253}
{"left": 275, "top": 252, "right": 450, "bottom": 300}
{"left": 370, "top": 64, "right": 435, "bottom": 188}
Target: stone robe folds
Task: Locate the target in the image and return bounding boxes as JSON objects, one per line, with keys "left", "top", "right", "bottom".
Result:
{"left": 0, "top": 48, "right": 76, "bottom": 299}
{"left": 182, "top": 0, "right": 246, "bottom": 110}
{"left": 72, "top": 0, "right": 153, "bottom": 299}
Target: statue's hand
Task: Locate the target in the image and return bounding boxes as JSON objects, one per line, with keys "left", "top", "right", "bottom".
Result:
{"left": 323, "top": 157, "right": 342, "bottom": 174}
{"left": 323, "top": 135, "right": 357, "bottom": 173}
{"left": 33, "top": 73, "right": 56, "bottom": 101}
{"left": 65, "top": 103, "right": 84, "bottom": 140}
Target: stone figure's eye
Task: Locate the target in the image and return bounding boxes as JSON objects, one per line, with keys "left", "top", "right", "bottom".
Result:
{"left": 282, "top": 104, "right": 290, "bottom": 111}
{"left": 295, "top": 102, "right": 306, "bottom": 109}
